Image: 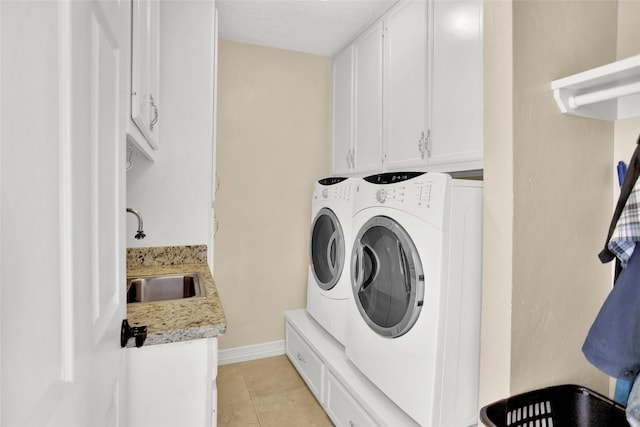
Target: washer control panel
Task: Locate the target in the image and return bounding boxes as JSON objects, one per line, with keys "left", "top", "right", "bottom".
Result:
{"left": 369, "top": 184, "right": 432, "bottom": 206}
{"left": 355, "top": 172, "right": 451, "bottom": 230}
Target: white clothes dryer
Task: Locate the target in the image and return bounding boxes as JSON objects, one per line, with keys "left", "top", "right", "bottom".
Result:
{"left": 306, "top": 176, "right": 355, "bottom": 346}
{"left": 346, "top": 172, "right": 483, "bottom": 427}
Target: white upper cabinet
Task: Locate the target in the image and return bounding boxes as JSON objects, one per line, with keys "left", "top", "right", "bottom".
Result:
{"left": 330, "top": 0, "right": 483, "bottom": 176}
{"left": 353, "top": 23, "right": 384, "bottom": 174}
{"left": 383, "top": 0, "right": 428, "bottom": 170}
{"left": 429, "top": 0, "right": 482, "bottom": 171}
{"left": 331, "top": 24, "right": 384, "bottom": 176}
{"left": 128, "top": 0, "right": 160, "bottom": 160}
{"left": 331, "top": 46, "right": 354, "bottom": 175}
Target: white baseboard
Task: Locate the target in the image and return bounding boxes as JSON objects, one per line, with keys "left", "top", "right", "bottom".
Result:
{"left": 218, "top": 340, "right": 286, "bottom": 365}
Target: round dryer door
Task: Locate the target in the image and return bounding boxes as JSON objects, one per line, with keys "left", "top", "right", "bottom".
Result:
{"left": 351, "top": 216, "right": 424, "bottom": 338}
{"left": 310, "top": 208, "right": 345, "bottom": 291}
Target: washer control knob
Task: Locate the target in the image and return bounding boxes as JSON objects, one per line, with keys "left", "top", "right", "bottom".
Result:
{"left": 376, "top": 189, "right": 386, "bottom": 203}
{"left": 322, "top": 188, "right": 329, "bottom": 199}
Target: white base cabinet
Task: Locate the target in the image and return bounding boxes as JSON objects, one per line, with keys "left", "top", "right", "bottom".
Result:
{"left": 326, "top": 372, "right": 377, "bottom": 427}
{"left": 285, "top": 309, "right": 419, "bottom": 427}
{"left": 126, "top": 338, "right": 218, "bottom": 427}
{"left": 286, "top": 321, "right": 326, "bottom": 402}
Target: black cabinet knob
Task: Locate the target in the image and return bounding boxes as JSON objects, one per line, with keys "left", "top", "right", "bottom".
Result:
{"left": 121, "top": 319, "right": 148, "bottom": 348}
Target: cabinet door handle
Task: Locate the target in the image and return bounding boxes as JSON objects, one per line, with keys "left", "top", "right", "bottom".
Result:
{"left": 297, "top": 352, "right": 306, "bottom": 363}
{"left": 418, "top": 132, "right": 425, "bottom": 159}
{"left": 149, "top": 93, "right": 159, "bottom": 132}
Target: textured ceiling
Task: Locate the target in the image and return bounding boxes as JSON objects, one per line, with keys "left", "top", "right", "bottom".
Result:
{"left": 216, "top": 0, "right": 398, "bottom": 57}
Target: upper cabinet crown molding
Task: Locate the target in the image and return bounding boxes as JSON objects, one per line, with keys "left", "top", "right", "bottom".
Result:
{"left": 551, "top": 54, "right": 640, "bottom": 121}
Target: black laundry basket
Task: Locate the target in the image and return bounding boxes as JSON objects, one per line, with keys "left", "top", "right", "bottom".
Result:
{"left": 479, "top": 384, "right": 628, "bottom": 427}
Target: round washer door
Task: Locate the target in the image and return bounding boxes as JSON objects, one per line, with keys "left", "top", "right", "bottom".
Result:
{"left": 310, "top": 207, "right": 345, "bottom": 291}
{"left": 351, "top": 215, "right": 424, "bottom": 338}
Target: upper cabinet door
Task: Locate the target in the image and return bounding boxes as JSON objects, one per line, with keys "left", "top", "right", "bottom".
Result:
{"left": 353, "top": 22, "right": 384, "bottom": 174}
{"left": 383, "top": 0, "right": 428, "bottom": 171}
{"left": 331, "top": 46, "right": 354, "bottom": 176}
{"left": 130, "top": 0, "right": 160, "bottom": 156}
{"left": 429, "top": 0, "right": 483, "bottom": 170}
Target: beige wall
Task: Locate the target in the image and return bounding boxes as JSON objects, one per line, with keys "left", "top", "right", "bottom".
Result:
{"left": 479, "top": 0, "right": 514, "bottom": 406}
{"left": 511, "top": 0, "right": 616, "bottom": 394}
{"left": 214, "top": 40, "right": 331, "bottom": 349}
{"left": 481, "top": 0, "right": 620, "bottom": 406}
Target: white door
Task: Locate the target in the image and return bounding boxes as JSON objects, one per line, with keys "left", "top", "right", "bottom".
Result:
{"left": 1, "top": 1, "right": 128, "bottom": 425}
{"left": 383, "top": 0, "right": 428, "bottom": 171}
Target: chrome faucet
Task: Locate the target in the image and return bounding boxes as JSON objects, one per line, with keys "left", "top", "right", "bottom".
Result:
{"left": 126, "top": 208, "right": 146, "bottom": 239}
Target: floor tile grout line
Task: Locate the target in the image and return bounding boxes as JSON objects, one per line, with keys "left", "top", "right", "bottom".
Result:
{"left": 218, "top": 362, "right": 262, "bottom": 427}
{"left": 239, "top": 364, "right": 264, "bottom": 427}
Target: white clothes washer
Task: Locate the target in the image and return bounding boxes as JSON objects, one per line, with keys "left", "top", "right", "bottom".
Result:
{"left": 306, "top": 176, "right": 356, "bottom": 345}
{"left": 346, "top": 171, "right": 483, "bottom": 427}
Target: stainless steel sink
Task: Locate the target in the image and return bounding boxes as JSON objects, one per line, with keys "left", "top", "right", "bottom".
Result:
{"left": 127, "top": 273, "right": 206, "bottom": 304}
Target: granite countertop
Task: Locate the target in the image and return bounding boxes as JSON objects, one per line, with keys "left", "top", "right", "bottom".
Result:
{"left": 125, "top": 245, "right": 227, "bottom": 348}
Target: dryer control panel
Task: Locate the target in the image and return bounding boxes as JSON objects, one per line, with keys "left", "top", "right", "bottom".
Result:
{"left": 312, "top": 177, "right": 353, "bottom": 205}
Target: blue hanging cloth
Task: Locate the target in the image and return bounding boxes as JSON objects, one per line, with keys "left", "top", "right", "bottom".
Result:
{"left": 583, "top": 247, "right": 640, "bottom": 381}
{"left": 614, "top": 160, "right": 631, "bottom": 406}
{"left": 584, "top": 135, "right": 640, "bottom": 402}
{"left": 616, "top": 378, "right": 633, "bottom": 405}
{"left": 619, "top": 161, "right": 628, "bottom": 187}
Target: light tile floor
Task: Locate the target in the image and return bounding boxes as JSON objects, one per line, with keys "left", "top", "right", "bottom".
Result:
{"left": 217, "top": 355, "right": 334, "bottom": 427}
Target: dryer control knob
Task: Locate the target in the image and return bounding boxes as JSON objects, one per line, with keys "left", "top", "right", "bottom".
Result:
{"left": 322, "top": 188, "right": 329, "bottom": 199}
{"left": 376, "top": 189, "right": 386, "bottom": 203}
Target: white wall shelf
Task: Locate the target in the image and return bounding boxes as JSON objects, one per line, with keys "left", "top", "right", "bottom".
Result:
{"left": 551, "top": 54, "right": 640, "bottom": 121}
